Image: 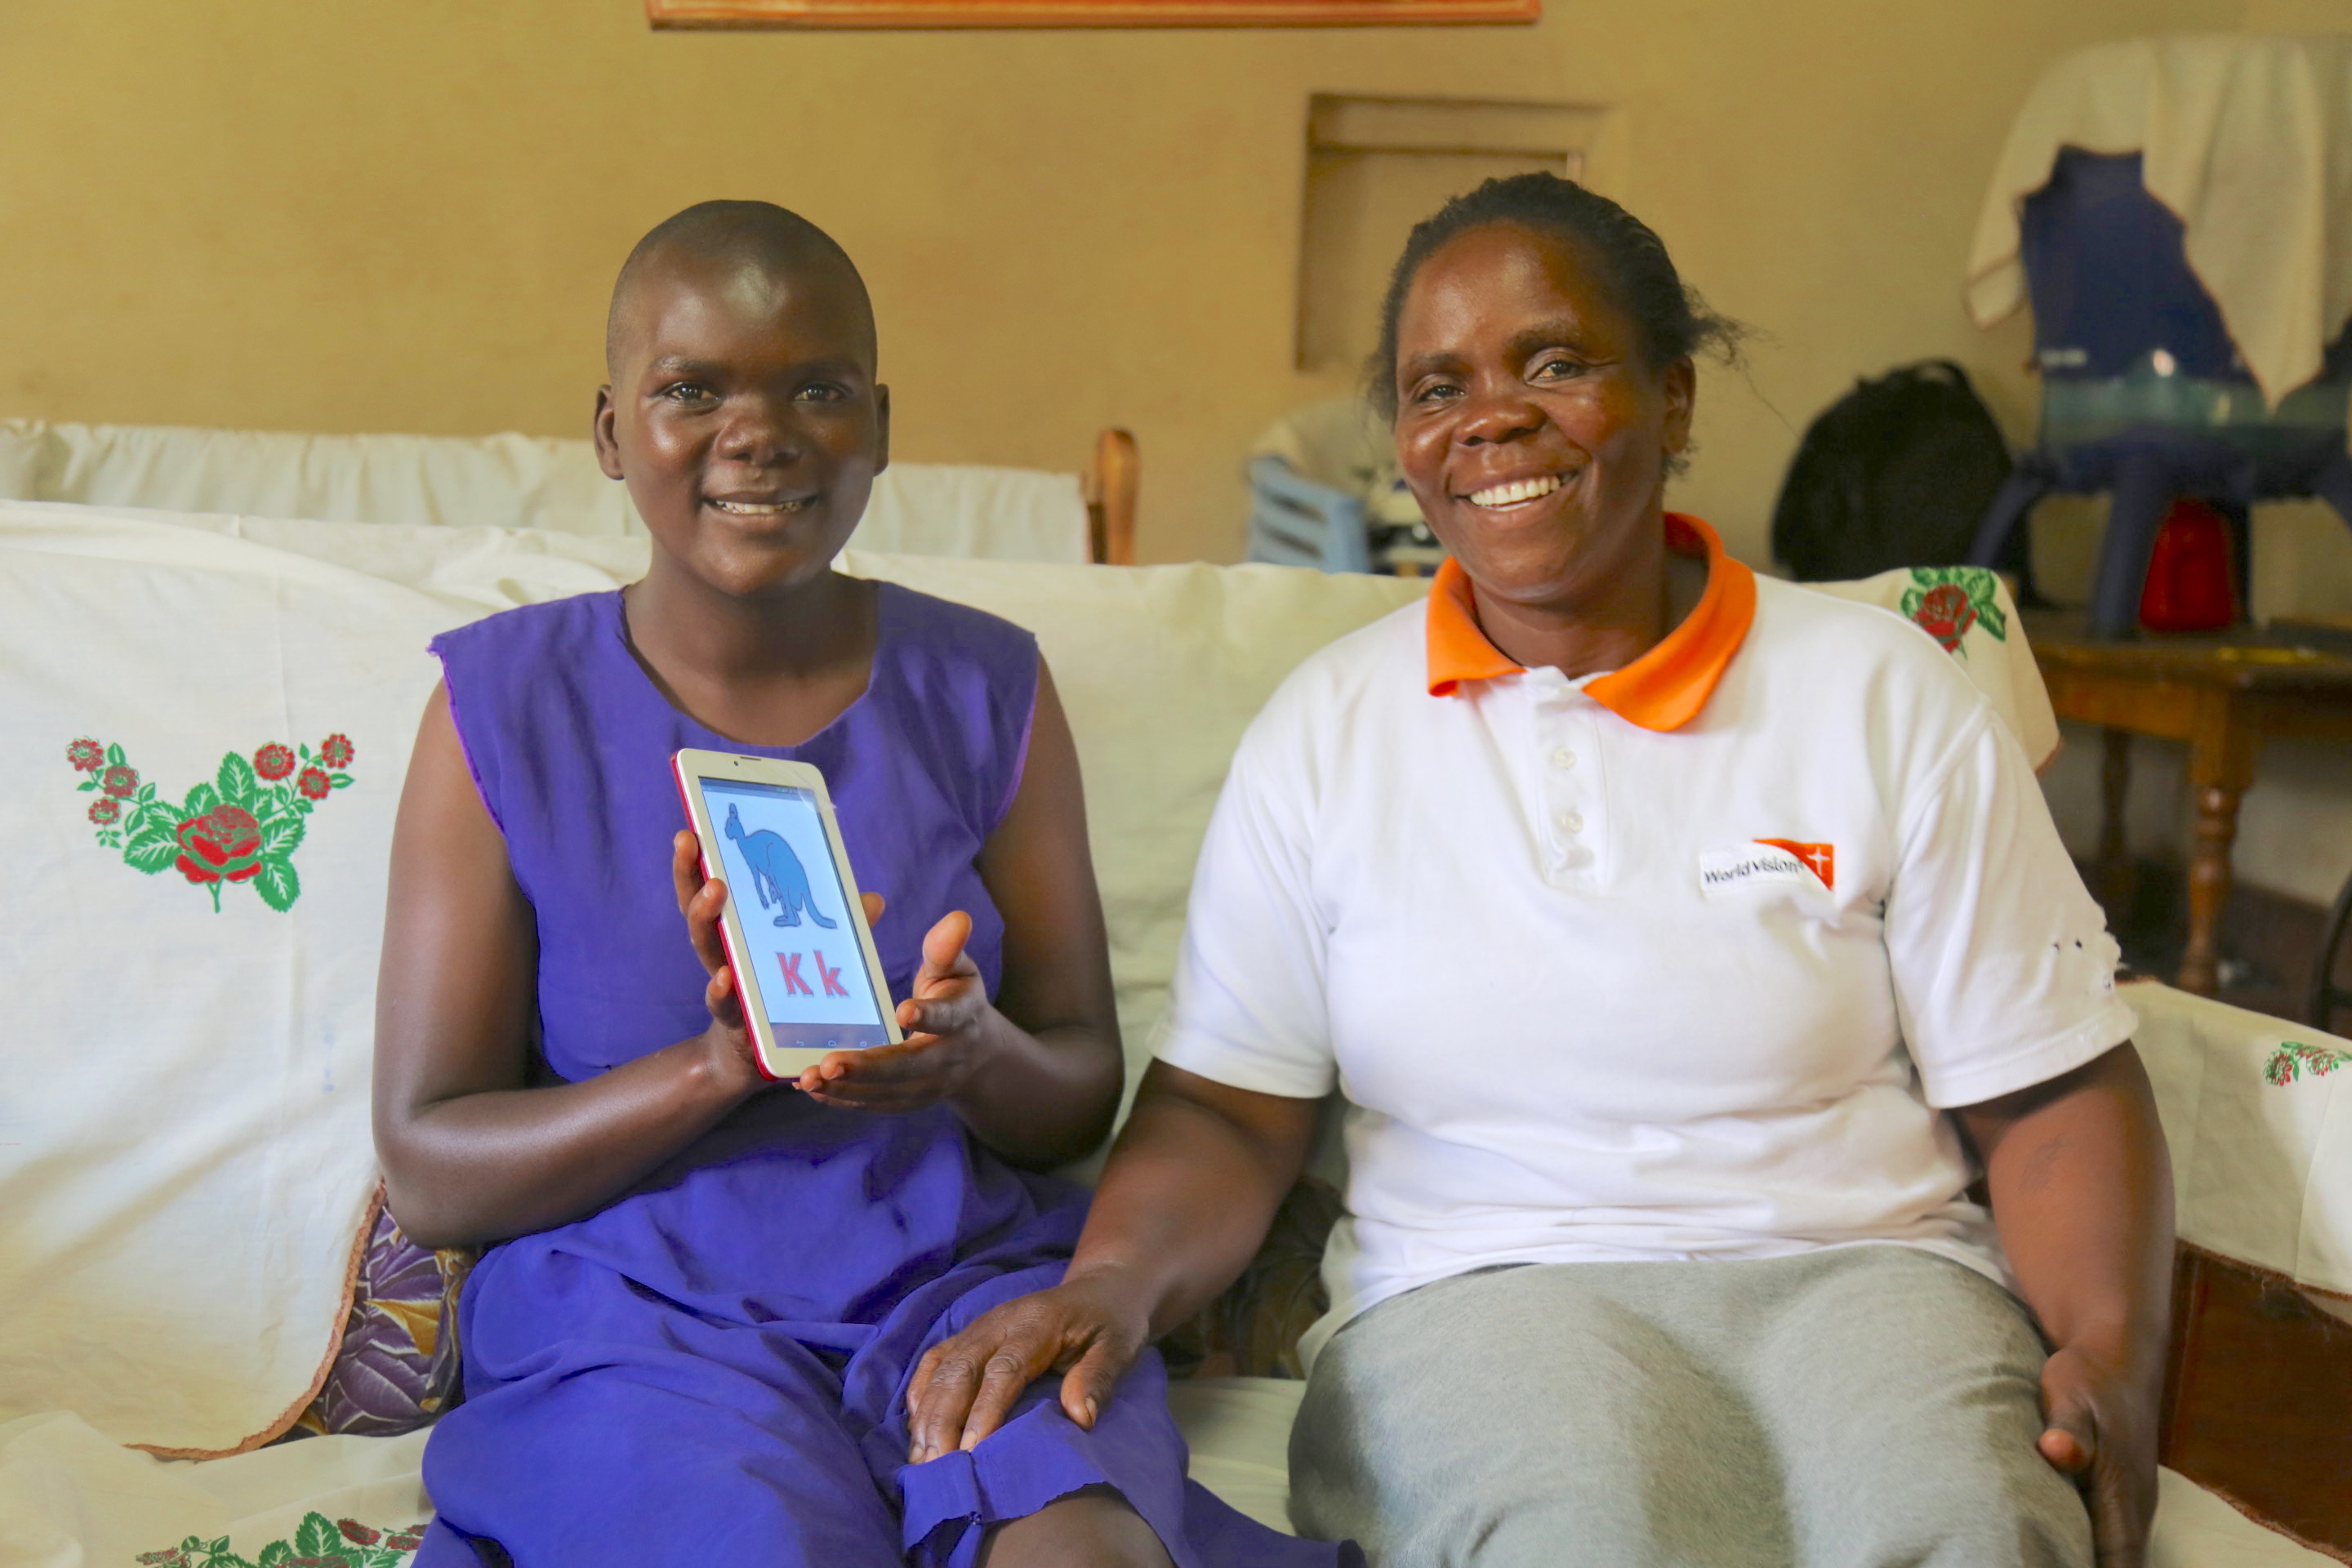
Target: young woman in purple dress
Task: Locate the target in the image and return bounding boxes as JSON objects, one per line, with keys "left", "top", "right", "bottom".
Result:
{"left": 372, "top": 201, "right": 1352, "bottom": 1568}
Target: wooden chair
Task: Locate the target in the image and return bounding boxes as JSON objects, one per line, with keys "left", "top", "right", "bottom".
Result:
{"left": 1084, "top": 427, "right": 1138, "bottom": 566}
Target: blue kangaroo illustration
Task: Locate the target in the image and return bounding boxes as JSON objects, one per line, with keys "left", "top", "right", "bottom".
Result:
{"left": 723, "top": 803, "right": 835, "bottom": 929}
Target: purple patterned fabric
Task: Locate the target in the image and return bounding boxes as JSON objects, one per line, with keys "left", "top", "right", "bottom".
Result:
{"left": 410, "top": 589, "right": 1350, "bottom": 1568}
{"left": 295, "top": 1199, "right": 470, "bottom": 1439}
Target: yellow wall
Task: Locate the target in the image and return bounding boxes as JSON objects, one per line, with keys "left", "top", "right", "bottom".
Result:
{"left": 3, "top": 0, "right": 2333, "bottom": 567}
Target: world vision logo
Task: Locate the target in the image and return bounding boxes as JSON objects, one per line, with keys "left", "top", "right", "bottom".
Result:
{"left": 1698, "top": 840, "right": 1835, "bottom": 898}
{"left": 1755, "top": 839, "right": 1834, "bottom": 890}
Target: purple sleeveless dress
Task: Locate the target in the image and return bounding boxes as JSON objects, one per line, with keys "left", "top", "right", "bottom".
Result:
{"left": 412, "top": 586, "right": 1349, "bottom": 1568}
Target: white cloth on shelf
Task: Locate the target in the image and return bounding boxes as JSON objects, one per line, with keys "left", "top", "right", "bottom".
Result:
{"left": 1965, "top": 34, "right": 2352, "bottom": 403}
{"left": 0, "top": 420, "right": 1092, "bottom": 561}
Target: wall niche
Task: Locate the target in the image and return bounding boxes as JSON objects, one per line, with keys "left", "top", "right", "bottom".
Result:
{"left": 1297, "top": 94, "right": 1615, "bottom": 374}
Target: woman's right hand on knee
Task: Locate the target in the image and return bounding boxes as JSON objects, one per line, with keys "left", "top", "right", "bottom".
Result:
{"left": 903, "top": 1271, "right": 1152, "bottom": 1463}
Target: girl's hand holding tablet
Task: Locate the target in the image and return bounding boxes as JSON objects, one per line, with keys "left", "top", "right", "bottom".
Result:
{"left": 670, "top": 827, "right": 997, "bottom": 1115}
{"left": 800, "top": 909, "right": 998, "bottom": 1111}
{"left": 669, "top": 827, "right": 768, "bottom": 1096}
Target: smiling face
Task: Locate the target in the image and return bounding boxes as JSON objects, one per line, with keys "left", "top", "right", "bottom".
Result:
{"left": 595, "top": 243, "right": 888, "bottom": 601}
{"left": 1391, "top": 220, "right": 1693, "bottom": 614}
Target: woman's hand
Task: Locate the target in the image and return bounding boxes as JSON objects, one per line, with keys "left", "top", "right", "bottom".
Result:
{"left": 903, "top": 1268, "right": 1155, "bottom": 1463}
{"left": 2036, "top": 1328, "right": 2162, "bottom": 1568}
{"left": 1954, "top": 1044, "right": 2172, "bottom": 1568}
{"left": 798, "top": 908, "right": 995, "bottom": 1111}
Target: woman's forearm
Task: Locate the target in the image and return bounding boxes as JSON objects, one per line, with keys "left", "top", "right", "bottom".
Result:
{"left": 381, "top": 1031, "right": 755, "bottom": 1248}
{"left": 1062, "top": 1065, "right": 1320, "bottom": 1337}
{"left": 1960, "top": 1044, "right": 2175, "bottom": 1361}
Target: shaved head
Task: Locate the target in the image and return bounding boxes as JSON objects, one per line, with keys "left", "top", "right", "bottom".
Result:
{"left": 605, "top": 200, "right": 875, "bottom": 374}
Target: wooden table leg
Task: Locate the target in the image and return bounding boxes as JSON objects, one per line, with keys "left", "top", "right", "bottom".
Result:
{"left": 2099, "top": 726, "right": 2136, "bottom": 920}
{"left": 2180, "top": 693, "right": 2259, "bottom": 996}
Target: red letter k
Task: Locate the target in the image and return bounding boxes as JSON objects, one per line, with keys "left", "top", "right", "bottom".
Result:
{"left": 816, "top": 950, "right": 849, "bottom": 998}
{"left": 777, "top": 951, "right": 814, "bottom": 997}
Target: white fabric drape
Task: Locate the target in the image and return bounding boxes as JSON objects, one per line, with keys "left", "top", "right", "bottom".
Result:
{"left": 1966, "top": 34, "right": 2352, "bottom": 404}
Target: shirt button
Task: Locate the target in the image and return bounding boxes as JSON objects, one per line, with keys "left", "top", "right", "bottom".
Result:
{"left": 1555, "top": 809, "right": 1584, "bottom": 834}
{"left": 1550, "top": 746, "right": 1577, "bottom": 770}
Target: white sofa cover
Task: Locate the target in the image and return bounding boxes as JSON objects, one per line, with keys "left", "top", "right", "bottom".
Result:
{"left": 0, "top": 500, "right": 2330, "bottom": 1564}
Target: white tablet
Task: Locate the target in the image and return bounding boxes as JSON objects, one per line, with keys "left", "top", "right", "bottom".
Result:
{"left": 670, "top": 748, "right": 902, "bottom": 1079}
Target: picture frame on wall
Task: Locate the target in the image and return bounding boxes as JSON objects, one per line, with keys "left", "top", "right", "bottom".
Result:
{"left": 648, "top": 0, "right": 1538, "bottom": 27}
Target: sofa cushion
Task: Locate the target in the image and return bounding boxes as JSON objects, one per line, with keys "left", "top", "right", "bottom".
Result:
{"left": 0, "top": 506, "right": 495, "bottom": 1455}
{"left": 288, "top": 1191, "right": 470, "bottom": 1441}
{"left": 0, "top": 419, "right": 1094, "bottom": 562}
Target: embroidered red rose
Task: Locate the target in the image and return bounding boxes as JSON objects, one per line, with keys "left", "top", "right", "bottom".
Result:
{"left": 176, "top": 804, "right": 265, "bottom": 885}
{"left": 319, "top": 733, "right": 355, "bottom": 768}
{"left": 387, "top": 1533, "right": 424, "bottom": 1552}
{"left": 70, "top": 732, "right": 354, "bottom": 913}
{"left": 1910, "top": 583, "right": 1976, "bottom": 653}
{"left": 336, "top": 1520, "right": 382, "bottom": 1545}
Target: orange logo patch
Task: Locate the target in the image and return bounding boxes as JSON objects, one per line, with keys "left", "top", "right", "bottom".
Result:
{"left": 1755, "top": 840, "right": 1833, "bottom": 890}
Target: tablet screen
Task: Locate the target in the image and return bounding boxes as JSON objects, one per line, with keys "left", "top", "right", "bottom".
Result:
{"left": 696, "top": 777, "right": 888, "bottom": 1038}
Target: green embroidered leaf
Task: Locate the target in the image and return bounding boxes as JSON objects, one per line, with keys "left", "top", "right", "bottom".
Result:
{"left": 293, "top": 1515, "right": 334, "bottom": 1558}
{"left": 123, "top": 828, "right": 180, "bottom": 875}
{"left": 78, "top": 778, "right": 98, "bottom": 792}
{"left": 254, "top": 855, "right": 301, "bottom": 912}
{"left": 106, "top": 744, "right": 126, "bottom": 768}
{"left": 134, "top": 801, "right": 180, "bottom": 838}
{"left": 329, "top": 773, "right": 352, "bottom": 788}
{"left": 256, "top": 1542, "right": 292, "bottom": 1568}
{"left": 184, "top": 782, "right": 220, "bottom": 819}
{"left": 207, "top": 1543, "right": 229, "bottom": 1560}
{"left": 216, "top": 751, "right": 257, "bottom": 807}
{"left": 261, "top": 812, "right": 305, "bottom": 859}
{"left": 1975, "top": 596, "right": 2008, "bottom": 641}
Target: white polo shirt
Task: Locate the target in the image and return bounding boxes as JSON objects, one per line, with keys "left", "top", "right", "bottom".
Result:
{"left": 1155, "top": 516, "right": 2136, "bottom": 1365}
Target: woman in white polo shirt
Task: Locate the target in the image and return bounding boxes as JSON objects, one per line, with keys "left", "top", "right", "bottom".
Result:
{"left": 906, "top": 173, "right": 2172, "bottom": 1568}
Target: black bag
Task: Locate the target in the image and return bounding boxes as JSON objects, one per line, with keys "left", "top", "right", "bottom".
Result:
{"left": 1769, "top": 359, "right": 2031, "bottom": 590}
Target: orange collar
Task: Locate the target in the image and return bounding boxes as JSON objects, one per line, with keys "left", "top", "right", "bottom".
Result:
{"left": 1423, "top": 513, "right": 1757, "bottom": 732}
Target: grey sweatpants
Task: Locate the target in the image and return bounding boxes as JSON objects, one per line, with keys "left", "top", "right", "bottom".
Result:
{"left": 1289, "top": 1246, "right": 2092, "bottom": 1568}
